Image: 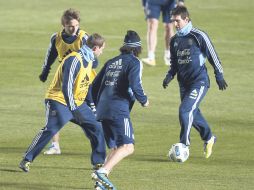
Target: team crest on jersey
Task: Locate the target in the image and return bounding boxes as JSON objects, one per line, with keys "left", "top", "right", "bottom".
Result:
{"left": 80, "top": 74, "right": 90, "bottom": 88}
{"left": 189, "top": 89, "right": 198, "bottom": 99}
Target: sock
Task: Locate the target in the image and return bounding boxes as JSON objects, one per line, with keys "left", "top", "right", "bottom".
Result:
{"left": 164, "top": 50, "right": 170, "bottom": 58}
{"left": 98, "top": 167, "right": 110, "bottom": 175}
{"left": 148, "top": 51, "right": 155, "bottom": 60}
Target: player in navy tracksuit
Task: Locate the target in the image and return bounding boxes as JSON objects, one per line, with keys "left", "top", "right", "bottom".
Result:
{"left": 91, "top": 31, "right": 149, "bottom": 190}
{"left": 163, "top": 6, "right": 228, "bottom": 159}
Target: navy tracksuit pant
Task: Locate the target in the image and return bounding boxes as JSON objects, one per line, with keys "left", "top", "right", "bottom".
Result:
{"left": 179, "top": 85, "right": 213, "bottom": 146}
{"left": 23, "top": 99, "right": 106, "bottom": 165}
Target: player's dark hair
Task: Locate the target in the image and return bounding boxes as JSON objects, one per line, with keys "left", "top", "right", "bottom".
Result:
{"left": 120, "top": 46, "right": 142, "bottom": 57}
{"left": 61, "top": 8, "right": 81, "bottom": 25}
{"left": 120, "top": 30, "right": 142, "bottom": 57}
{"left": 86, "top": 33, "right": 105, "bottom": 49}
{"left": 171, "top": 6, "right": 190, "bottom": 20}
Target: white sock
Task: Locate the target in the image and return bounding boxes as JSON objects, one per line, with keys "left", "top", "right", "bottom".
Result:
{"left": 164, "top": 50, "right": 170, "bottom": 58}
{"left": 148, "top": 51, "right": 155, "bottom": 60}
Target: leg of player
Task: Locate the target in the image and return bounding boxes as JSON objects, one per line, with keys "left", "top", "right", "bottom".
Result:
{"left": 142, "top": 18, "right": 158, "bottom": 66}
{"left": 43, "top": 132, "right": 61, "bottom": 155}
{"left": 103, "top": 144, "right": 134, "bottom": 172}
{"left": 75, "top": 103, "right": 106, "bottom": 168}
{"left": 92, "top": 144, "right": 134, "bottom": 190}
{"left": 179, "top": 86, "right": 208, "bottom": 146}
{"left": 192, "top": 101, "right": 217, "bottom": 158}
{"left": 19, "top": 100, "right": 72, "bottom": 172}
{"left": 19, "top": 119, "right": 64, "bottom": 172}
{"left": 92, "top": 117, "right": 135, "bottom": 190}
{"left": 163, "top": 22, "right": 174, "bottom": 66}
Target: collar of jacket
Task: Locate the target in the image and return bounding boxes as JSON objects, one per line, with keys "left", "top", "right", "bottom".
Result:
{"left": 176, "top": 21, "right": 193, "bottom": 36}
{"left": 79, "top": 44, "right": 94, "bottom": 63}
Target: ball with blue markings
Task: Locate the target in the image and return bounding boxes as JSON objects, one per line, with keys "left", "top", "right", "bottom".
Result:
{"left": 168, "top": 143, "right": 189, "bottom": 162}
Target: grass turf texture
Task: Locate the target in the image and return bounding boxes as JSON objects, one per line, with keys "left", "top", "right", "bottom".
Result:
{"left": 0, "top": 0, "right": 254, "bottom": 189}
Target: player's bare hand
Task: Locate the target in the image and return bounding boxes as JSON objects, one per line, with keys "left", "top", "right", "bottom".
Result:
{"left": 142, "top": 100, "right": 149, "bottom": 107}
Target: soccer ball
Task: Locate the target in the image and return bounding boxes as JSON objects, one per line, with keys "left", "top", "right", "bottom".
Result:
{"left": 168, "top": 143, "right": 189, "bottom": 162}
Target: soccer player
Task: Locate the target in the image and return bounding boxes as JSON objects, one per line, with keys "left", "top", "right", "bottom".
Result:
{"left": 142, "top": 0, "right": 184, "bottom": 66}
{"left": 91, "top": 30, "right": 149, "bottom": 190}
{"left": 39, "top": 8, "right": 98, "bottom": 155}
{"left": 19, "top": 33, "right": 106, "bottom": 173}
{"left": 162, "top": 6, "right": 228, "bottom": 159}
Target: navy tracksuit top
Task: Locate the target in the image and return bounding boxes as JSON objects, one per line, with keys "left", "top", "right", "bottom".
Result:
{"left": 93, "top": 53, "right": 148, "bottom": 120}
{"left": 167, "top": 24, "right": 224, "bottom": 88}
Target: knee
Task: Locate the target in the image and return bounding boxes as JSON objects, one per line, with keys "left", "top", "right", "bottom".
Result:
{"left": 148, "top": 19, "right": 158, "bottom": 30}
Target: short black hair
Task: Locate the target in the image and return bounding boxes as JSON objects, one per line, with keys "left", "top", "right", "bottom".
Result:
{"left": 171, "top": 6, "right": 190, "bottom": 20}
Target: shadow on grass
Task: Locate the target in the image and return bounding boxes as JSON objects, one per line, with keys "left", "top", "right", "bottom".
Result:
{"left": 0, "top": 165, "right": 91, "bottom": 173}
{"left": 0, "top": 146, "right": 91, "bottom": 157}
{"left": 0, "top": 182, "right": 89, "bottom": 190}
{"left": 132, "top": 154, "right": 169, "bottom": 163}
{"left": 60, "top": 152, "right": 90, "bottom": 156}
{"left": 0, "top": 168, "right": 21, "bottom": 173}
{"left": 34, "top": 165, "right": 91, "bottom": 171}
{"left": 0, "top": 146, "right": 26, "bottom": 153}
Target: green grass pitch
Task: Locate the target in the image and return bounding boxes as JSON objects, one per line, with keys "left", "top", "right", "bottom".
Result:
{"left": 0, "top": 0, "right": 254, "bottom": 189}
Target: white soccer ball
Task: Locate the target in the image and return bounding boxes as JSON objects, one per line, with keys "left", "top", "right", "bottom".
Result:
{"left": 168, "top": 143, "right": 189, "bottom": 162}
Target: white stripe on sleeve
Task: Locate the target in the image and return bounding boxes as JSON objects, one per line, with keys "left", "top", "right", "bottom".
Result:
{"left": 67, "top": 57, "right": 79, "bottom": 110}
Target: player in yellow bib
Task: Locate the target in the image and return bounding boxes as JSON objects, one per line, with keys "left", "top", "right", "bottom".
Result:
{"left": 20, "top": 33, "right": 106, "bottom": 174}
{"left": 39, "top": 8, "right": 98, "bottom": 154}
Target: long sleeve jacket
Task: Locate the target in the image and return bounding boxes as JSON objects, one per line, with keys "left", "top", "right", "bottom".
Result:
{"left": 167, "top": 22, "right": 224, "bottom": 88}
{"left": 93, "top": 53, "right": 147, "bottom": 120}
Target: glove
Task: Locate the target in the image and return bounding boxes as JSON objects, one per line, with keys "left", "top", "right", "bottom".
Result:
{"left": 39, "top": 69, "right": 50, "bottom": 82}
{"left": 216, "top": 79, "right": 228, "bottom": 90}
{"left": 162, "top": 74, "right": 173, "bottom": 89}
